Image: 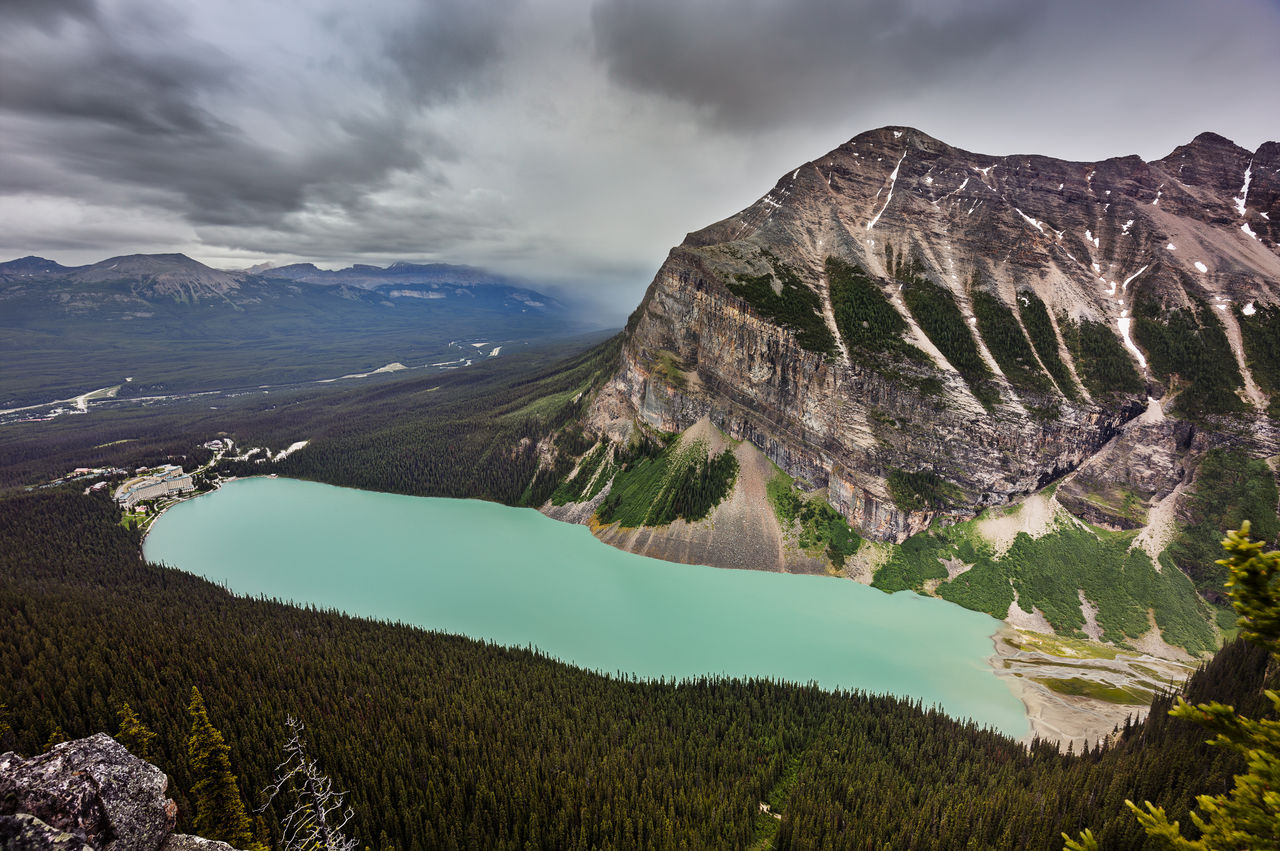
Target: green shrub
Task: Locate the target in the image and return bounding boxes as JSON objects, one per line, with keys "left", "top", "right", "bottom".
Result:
{"left": 936, "top": 560, "right": 1014, "bottom": 619}
{"left": 767, "top": 472, "right": 862, "bottom": 567}
{"left": 877, "top": 513, "right": 1218, "bottom": 654}
{"left": 1236, "top": 302, "right": 1280, "bottom": 416}
{"left": 825, "top": 257, "right": 927, "bottom": 367}
{"left": 597, "top": 439, "right": 739, "bottom": 527}
{"left": 871, "top": 533, "right": 949, "bottom": 593}
{"left": 900, "top": 277, "right": 1000, "bottom": 408}
{"left": 1165, "top": 449, "right": 1280, "bottom": 600}
{"left": 550, "top": 442, "right": 609, "bottom": 505}
{"left": 1132, "top": 300, "right": 1244, "bottom": 416}
{"left": 885, "top": 468, "right": 959, "bottom": 513}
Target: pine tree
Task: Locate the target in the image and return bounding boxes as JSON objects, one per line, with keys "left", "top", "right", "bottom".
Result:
{"left": 187, "top": 686, "right": 257, "bottom": 849}
{"left": 44, "top": 722, "right": 68, "bottom": 751}
{"left": 115, "top": 702, "right": 157, "bottom": 759}
{"left": 1066, "top": 521, "right": 1280, "bottom": 851}
{"left": 1128, "top": 522, "right": 1280, "bottom": 849}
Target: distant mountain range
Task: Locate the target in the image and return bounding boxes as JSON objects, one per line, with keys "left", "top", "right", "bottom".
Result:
{"left": 0, "top": 253, "right": 576, "bottom": 406}
{"left": 0, "top": 253, "right": 557, "bottom": 312}
{"left": 261, "top": 260, "right": 523, "bottom": 289}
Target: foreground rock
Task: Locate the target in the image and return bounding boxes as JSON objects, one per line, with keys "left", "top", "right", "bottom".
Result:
{"left": 0, "top": 734, "right": 240, "bottom": 851}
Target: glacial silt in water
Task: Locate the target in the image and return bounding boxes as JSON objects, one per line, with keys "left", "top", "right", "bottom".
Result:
{"left": 144, "top": 477, "right": 1028, "bottom": 737}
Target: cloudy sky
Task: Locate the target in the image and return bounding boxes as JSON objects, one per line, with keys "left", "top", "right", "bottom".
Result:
{"left": 1, "top": 0, "right": 1278, "bottom": 320}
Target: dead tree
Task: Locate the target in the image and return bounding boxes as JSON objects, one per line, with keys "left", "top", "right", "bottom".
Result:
{"left": 260, "top": 717, "right": 358, "bottom": 851}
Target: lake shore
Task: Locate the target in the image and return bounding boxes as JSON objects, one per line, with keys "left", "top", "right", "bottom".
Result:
{"left": 989, "top": 624, "right": 1196, "bottom": 751}
{"left": 146, "top": 476, "right": 1030, "bottom": 737}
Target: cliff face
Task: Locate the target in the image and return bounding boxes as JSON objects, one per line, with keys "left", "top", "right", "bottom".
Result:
{"left": 589, "top": 127, "right": 1280, "bottom": 542}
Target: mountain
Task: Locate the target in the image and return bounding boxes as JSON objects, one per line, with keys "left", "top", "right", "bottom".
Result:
{"left": 0, "top": 253, "right": 573, "bottom": 406}
{"left": 265, "top": 259, "right": 520, "bottom": 289}
{"left": 535, "top": 127, "right": 1280, "bottom": 666}
{"left": 576, "top": 127, "right": 1279, "bottom": 536}
{"left": 0, "top": 256, "right": 68, "bottom": 276}
{"left": 63, "top": 253, "right": 246, "bottom": 301}
{"left": 0, "top": 253, "right": 558, "bottom": 313}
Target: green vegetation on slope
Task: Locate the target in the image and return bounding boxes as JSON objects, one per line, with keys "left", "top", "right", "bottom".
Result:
{"left": 1165, "top": 448, "right": 1280, "bottom": 602}
{"left": 1235, "top": 301, "right": 1280, "bottom": 417}
{"left": 870, "top": 531, "right": 951, "bottom": 594}
{"left": 269, "top": 336, "right": 622, "bottom": 508}
{"left": 550, "top": 441, "right": 612, "bottom": 505}
{"left": 1132, "top": 299, "right": 1245, "bottom": 416}
{"left": 1098, "top": 524, "right": 1280, "bottom": 851}
{"left": 766, "top": 472, "right": 861, "bottom": 567}
{"left": 727, "top": 255, "right": 837, "bottom": 357}
{"left": 824, "top": 257, "right": 927, "bottom": 368}
{"left": 1017, "top": 289, "right": 1081, "bottom": 400}
{"left": 900, "top": 275, "right": 1001, "bottom": 408}
{"left": 885, "top": 468, "right": 961, "bottom": 513}
{"left": 971, "top": 289, "right": 1054, "bottom": 396}
{"left": 1059, "top": 316, "right": 1144, "bottom": 398}
{"left": 874, "top": 513, "right": 1216, "bottom": 654}
{"left": 596, "top": 437, "right": 739, "bottom": 527}
{"left": 2, "top": 489, "right": 1273, "bottom": 850}
{"left": 0, "top": 333, "right": 619, "bottom": 494}
{"left": 651, "top": 350, "right": 690, "bottom": 391}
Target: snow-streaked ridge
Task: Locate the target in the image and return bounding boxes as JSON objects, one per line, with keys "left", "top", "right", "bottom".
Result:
{"left": 866, "top": 151, "right": 908, "bottom": 231}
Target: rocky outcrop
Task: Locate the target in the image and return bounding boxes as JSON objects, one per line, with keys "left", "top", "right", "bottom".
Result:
{"left": 1055, "top": 398, "right": 1201, "bottom": 529}
{"left": 0, "top": 734, "right": 241, "bottom": 851}
{"left": 587, "top": 127, "right": 1280, "bottom": 543}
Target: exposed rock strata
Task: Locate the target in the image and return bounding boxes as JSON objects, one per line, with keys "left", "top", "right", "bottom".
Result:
{"left": 586, "top": 127, "right": 1280, "bottom": 543}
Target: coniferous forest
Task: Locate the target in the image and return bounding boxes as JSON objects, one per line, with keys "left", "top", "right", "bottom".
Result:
{"left": 0, "top": 487, "right": 1272, "bottom": 850}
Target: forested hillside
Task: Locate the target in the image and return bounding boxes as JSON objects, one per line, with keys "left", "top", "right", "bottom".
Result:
{"left": 0, "top": 489, "right": 1270, "bottom": 850}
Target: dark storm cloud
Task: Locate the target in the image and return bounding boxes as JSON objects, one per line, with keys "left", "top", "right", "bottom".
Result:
{"left": 0, "top": 1, "right": 506, "bottom": 233}
{"left": 0, "top": 0, "right": 98, "bottom": 30}
{"left": 590, "top": 0, "right": 1046, "bottom": 129}
{"left": 0, "top": 0, "right": 1276, "bottom": 320}
{"left": 0, "top": 32, "right": 233, "bottom": 138}
{"left": 381, "top": 0, "right": 519, "bottom": 103}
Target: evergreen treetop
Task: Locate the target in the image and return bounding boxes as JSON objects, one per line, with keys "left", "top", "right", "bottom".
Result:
{"left": 187, "top": 686, "right": 259, "bottom": 850}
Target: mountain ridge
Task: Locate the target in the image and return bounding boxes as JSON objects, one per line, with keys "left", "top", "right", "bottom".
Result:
{"left": 0, "top": 251, "right": 560, "bottom": 311}
{"left": 576, "top": 125, "right": 1278, "bottom": 543}
{"left": 0, "top": 251, "right": 574, "bottom": 407}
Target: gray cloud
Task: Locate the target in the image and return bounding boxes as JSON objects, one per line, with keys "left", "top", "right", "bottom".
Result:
{"left": 590, "top": 0, "right": 1045, "bottom": 129}
{"left": 0, "top": 0, "right": 1276, "bottom": 326}
{"left": 0, "top": 35, "right": 231, "bottom": 138}
{"left": 0, "top": 0, "right": 98, "bottom": 31}
{"left": 0, "top": 1, "right": 504, "bottom": 232}
{"left": 381, "top": 0, "right": 519, "bottom": 104}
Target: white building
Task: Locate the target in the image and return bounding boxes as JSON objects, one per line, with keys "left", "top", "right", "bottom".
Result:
{"left": 115, "top": 466, "right": 195, "bottom": 509}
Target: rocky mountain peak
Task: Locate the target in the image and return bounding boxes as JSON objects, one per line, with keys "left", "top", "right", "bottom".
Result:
{"left": 68, "top": 254, "right": 244, "bottom": 301}
{"left": 0, "top": 255, "right": 67, "bottom": 276}
{"left": 588, "top": 127, "right": 1280, "bottom": 543}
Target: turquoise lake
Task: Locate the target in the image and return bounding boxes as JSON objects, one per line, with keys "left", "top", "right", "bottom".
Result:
{"left": 144, "top": 477, "right": 1029, "bottom": 737}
